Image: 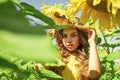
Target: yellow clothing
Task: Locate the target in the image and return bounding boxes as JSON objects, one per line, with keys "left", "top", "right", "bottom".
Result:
{"left": 62, "top": 54, "right": 81, "bottom": 80}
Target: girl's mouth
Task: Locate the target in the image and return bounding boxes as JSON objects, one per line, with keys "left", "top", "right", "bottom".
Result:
{"left": 66, "top": 44, "right": 73, "bottom": 48}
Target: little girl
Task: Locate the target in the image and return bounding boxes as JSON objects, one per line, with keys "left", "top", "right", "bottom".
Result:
{"left": 35, "top": 25, "right": 101, "bottom": 80}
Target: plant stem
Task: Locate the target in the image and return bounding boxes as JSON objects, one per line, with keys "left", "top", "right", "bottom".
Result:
{"left": 100, "top": 29, "right": 110, "bottom": 54}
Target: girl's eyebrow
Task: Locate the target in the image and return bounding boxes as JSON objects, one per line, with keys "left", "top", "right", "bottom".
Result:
{"left": 71, "top": 32, "right": 78, "bottom": 34}
{"left": 62, "top": 31, "right": 78, "bottom": 34}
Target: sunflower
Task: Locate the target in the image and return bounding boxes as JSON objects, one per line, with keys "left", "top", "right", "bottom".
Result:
{"left": 67, "top": 0, "right": 120, "bottom": 30}
{"left": 41, "top": 4, "right": 74, "bottom": 25}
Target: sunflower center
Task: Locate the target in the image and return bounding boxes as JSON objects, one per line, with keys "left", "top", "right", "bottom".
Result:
{"left": 86, "top": 0, "right": 110, "bottom": 13}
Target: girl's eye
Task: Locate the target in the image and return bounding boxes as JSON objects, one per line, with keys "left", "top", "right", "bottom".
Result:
{"left": 63, "top": 34, "right": 67, "bottom": 38}
{"left": 71, "top": 34, "right": 77, "bottom": 37}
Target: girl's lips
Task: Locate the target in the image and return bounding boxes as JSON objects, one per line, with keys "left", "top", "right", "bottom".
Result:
{"left": 66, "top": 44, "right": 73, "bottom": 48}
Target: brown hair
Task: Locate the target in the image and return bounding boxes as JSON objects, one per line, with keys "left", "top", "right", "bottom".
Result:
{"left": 55, "top": 28, "right": 88, "bottom": 57}
{"left": 55, "top": 27, "right": 89, "bottom": 79}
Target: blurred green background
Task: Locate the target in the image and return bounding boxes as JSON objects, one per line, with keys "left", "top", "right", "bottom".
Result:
{"left": 0, "top": 0, "right": 61, "bottom": 65}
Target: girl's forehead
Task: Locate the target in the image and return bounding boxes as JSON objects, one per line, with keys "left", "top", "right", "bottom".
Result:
{"left": 62, "top": 28, "right": 77, "bottom": 33}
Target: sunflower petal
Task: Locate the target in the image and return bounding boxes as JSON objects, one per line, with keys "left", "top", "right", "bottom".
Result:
{"left": 67, "top": 0, "right": 86, "bottom": 15}
{"left": 93, "top": 0, "right": 101, "bottom": 6}
{"left": 111, "top": 0, "right": 120, "bottom": 15}
{"left": 91, "top": 10, "right": 99, "bottom": 22}
{"left": 79, "top": 4, "right": 92, "bottom": 24}
{"left": 116, "top": 10, "right": 120, "bottom": 27}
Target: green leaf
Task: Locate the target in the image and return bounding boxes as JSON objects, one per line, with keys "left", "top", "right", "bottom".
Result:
{"left": 29, "top": 67, "right": 63, "bottom": 80}
{"left": 98, "top": 43, "right": 110, "bottom": 47}
{"left": 11, "top": 0, "right": 19, "bottom": 3}
{"left": 0, "top": 30, "right": 64, "bottom": 66}
{"left": 0, "top": 1, "right": 46, "bottom": 34}
{"left": 98, "top": 42, "right": 120, "bottom": 49}
{"left": 107, "top": 51, "right": 120, "bottom": 61}
{"left": 0, "top": 57, "right": 30, "bottom": 79}
{"left": 18, "top": 2, "right": 55, "bottom": 26}
{"left": 39, "top": 68, "right": 63, "bottom": 80}
{"left": 110, "top": 42, "right": 120, "bottom": 49}
{"left": 0, "top": 58, "right": 18, "bottom": 70}
{"left": 54, "top": 25, "right": 69, "bottom": 30}
{"left": 0, "top": 0, "right": 8, "bottom": 3}
{"left": 116, "top": 38, "right": 120, "bottom": 40}
{"left": 98, "top": 49, "right": 108, "bottom": 61}
{"left": 104, "top": 29, "right": 120, "bottom": 37}
{"left": 115, "top": 70, "right": 120, "bottom": 75}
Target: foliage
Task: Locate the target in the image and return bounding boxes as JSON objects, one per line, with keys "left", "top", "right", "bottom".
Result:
{"left": 0, "top": 0, "right": 64, "bottom": 80}
{"left": 0, "top": 0, "right": 120, "bottom": 80}
{"left": 97, "top": 28, "right": 120, "bottom": 80}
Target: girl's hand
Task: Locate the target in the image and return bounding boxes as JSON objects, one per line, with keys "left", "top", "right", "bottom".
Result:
{"left": 34, "top": 63, "right": 44, "bottom": 72}
{"left": 87, "top": 29, "right": 96, "bottom": 44}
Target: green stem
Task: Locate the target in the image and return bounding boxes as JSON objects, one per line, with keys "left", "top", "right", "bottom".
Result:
{"left": 100, "top": 29, "right": 110, "bottom": 54}
{"left": 110, "top": 61, "right": 115, "bottom": 79}
{"left": 111, "top": 47, "right": 114, "bottom": 52}
{"left": 110, "top": 36, "right": 113, "bottom": 41}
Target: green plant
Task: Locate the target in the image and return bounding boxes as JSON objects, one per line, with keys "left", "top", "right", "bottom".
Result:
{"left": 0, "top": 0, "right": 120, "bottom": 80}
{"left": 97, "top": 29, "right": 120, "bottom": 80}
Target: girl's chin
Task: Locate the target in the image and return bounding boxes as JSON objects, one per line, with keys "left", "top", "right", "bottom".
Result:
{"left": 67, "top": 48, "right": 75, "bottom": 52}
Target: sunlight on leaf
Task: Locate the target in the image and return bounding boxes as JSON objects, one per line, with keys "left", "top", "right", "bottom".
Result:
{"left": 0, "top": 0, "right": 8, "bottom": 3}
{"left": 0, "top": 30, "right": 64, "bottom": 66}
{"left": 107, "top": 51, "right": 120, "bottom": 61}
{"left": 18, "top": 2, "right": 55, "bottom": 26}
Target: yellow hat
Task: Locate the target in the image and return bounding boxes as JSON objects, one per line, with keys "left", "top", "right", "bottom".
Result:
{"left": 41, "top": 4, "right": 90, "bottom": 38}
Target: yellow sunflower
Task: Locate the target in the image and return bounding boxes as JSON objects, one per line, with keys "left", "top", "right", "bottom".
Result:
{"left": 67, "top": 0, "right": 120, "bottom": 30}
{"left": 41, "top": 4, "right": 74, "bottom": 25}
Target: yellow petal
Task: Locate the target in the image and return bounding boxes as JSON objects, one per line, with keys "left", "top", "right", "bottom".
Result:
{"left": 91, "top": 10, "right": 99, "bottom": 22}
{"left": 111, "top": 0, "right": 120, "bottom": 15}
{"left": 67, "top": 0, "right": 86, "bottom": 15}
{"left": 79, "top": 4, "right": 92, "bottom": 24}
{"left": 107, "top": 0, "right": 111, "bottom": 13}
{"left": 93, "top": 0, "right": 101, "bottom": 6}
{"left": 116, "top": 11, "right": 120, "bottom": 27}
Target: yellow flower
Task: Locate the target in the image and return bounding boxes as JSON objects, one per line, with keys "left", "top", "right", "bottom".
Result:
{"left": 40, "top": 0, "right": 120, "bottom": 30}
{"left": 41, "top": 4, "right": 74, "bottom": 25}
{"left": 67, "top": 0, "right": 120, "bottom": 30}
{"left": 67, "top": 0, "right": 86, "bottom": 15}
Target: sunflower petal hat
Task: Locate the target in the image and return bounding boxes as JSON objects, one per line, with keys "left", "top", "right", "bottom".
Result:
{"left": 41, "top": 4, "right": 90, "bottom": 38}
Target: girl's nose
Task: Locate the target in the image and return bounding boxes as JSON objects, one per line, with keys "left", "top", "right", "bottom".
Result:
{"left": 67, "top": 36, "right": 72, "bottom": 43}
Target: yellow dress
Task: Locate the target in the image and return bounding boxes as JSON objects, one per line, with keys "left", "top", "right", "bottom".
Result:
{"left": 62, "top": 54, "right": 81, "bottom": 80}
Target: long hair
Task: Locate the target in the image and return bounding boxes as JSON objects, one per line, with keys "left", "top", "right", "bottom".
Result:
{"left": 55, "top": 27, "right": 89, "bottom": 79}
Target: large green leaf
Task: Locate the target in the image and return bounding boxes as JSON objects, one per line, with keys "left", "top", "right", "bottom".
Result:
{"left": 0, "top": 1, "right": 49, "bottom": 34}
{"left": 0, "top": 0, "right": 8, "bottom": 3}
{"left": 18, "top": 2, "right": 55, "bottom": 26}
{"left": 53, "top": 25, "right": 69, "bottom": 30}
{"left": 0, "top": 30, "right": 64, "bottom": 66}
{"left": 18, "top": 2, "right": 70, "bottom": 31}
{"left": 107, "top": 51, "right": 120, "bottom": 61}
{"left": 0, "top": 57, "right": 30, "bottom": 79}
{"left": 0, "top": 0, "right": 64, "bottom": 67}
{"left": 29, "top": 67, "right": 63, "bottom": 80}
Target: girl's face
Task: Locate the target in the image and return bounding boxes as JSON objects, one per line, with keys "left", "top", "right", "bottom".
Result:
{"left": 62, "top": 28, "right": 79, "bottom": 51}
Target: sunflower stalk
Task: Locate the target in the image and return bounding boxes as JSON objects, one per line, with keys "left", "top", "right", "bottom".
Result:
{"left": 99, "top": 29, "right": 110, "bottom": 54}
